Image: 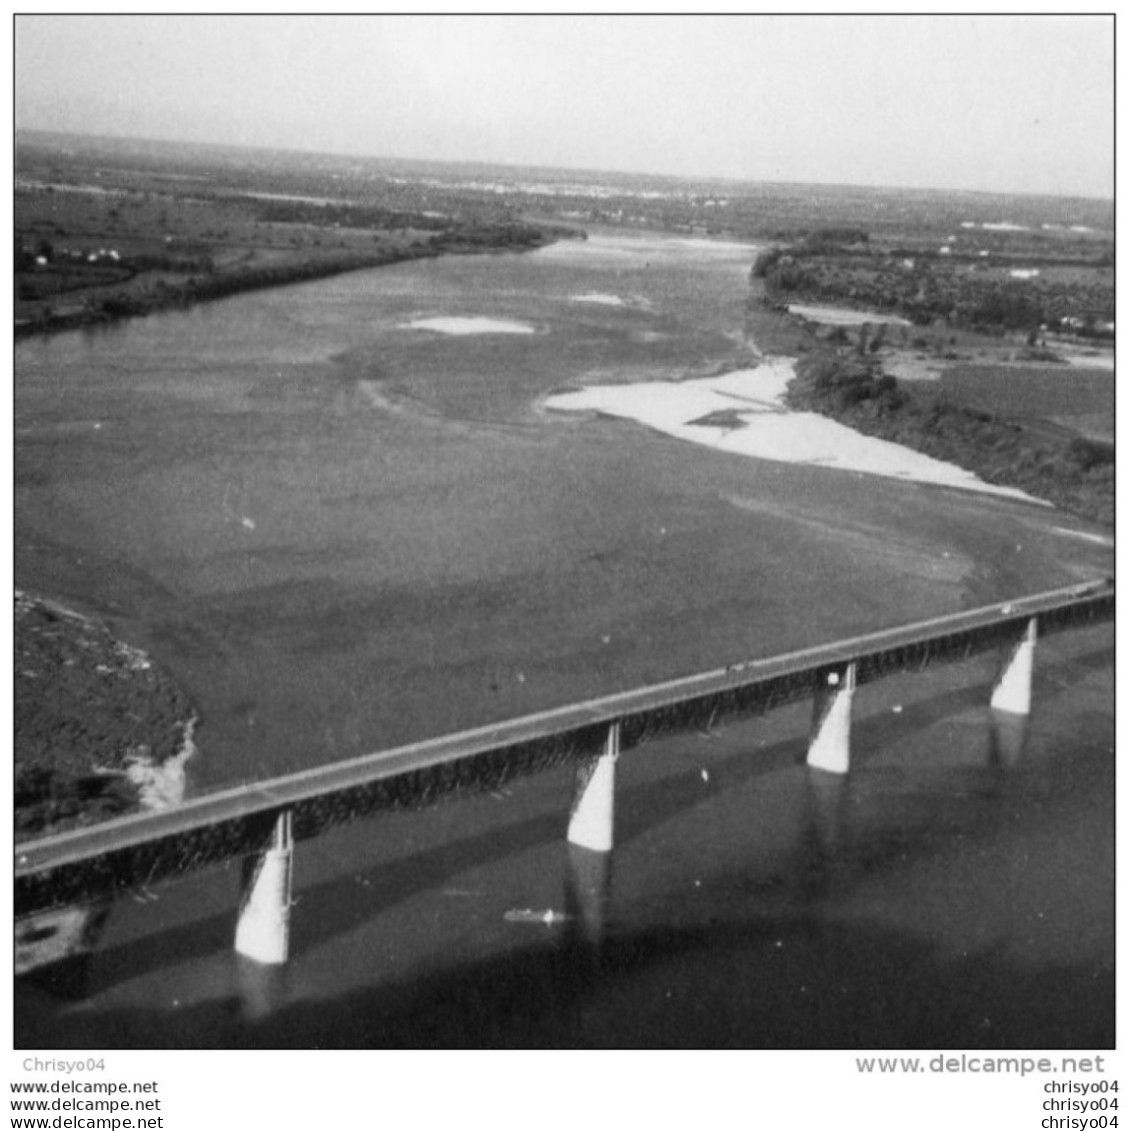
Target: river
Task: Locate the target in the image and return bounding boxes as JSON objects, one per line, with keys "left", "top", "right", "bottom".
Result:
{"left": 14, "top": 231, "right": 1114, "bottom": 1047}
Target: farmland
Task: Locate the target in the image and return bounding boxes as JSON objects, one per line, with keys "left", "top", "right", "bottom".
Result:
{"left": 15, "top": 131, "right": 577, "bottom": 337}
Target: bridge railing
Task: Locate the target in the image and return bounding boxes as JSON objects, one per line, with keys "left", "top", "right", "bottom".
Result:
{"left": 14, "top": 579, "right": 1114, "bottom": 964}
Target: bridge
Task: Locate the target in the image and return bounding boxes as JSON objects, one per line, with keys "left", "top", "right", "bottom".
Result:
{"left": 15, "top": 579, "right": 1114, "bottom": 967}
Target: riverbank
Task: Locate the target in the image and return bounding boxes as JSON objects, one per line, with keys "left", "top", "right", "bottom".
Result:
{"left": 15, "top": 226, "right": 572, "bottom": 340}
{"left": 17, "top": 137, "right": 583, "bottom": 340}
{"left": 546, "top": 360, "right": 1040, "bottom": 505}
{"left": 15, "top": 591, "right": 196, "bottom": 841}
{"left": 784, "top": 347, "right": 1114, "bottom": 527}
{"left": 753, "top": 225, "right": 1113, "bottom": 339}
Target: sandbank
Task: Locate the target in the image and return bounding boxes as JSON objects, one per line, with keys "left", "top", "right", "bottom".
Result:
{"left": 571, "top": 293, "right": 626, "bottom": 306}
{"left": 547, "top": 361, "right": 1043, "bottom": 504}
{"left": 403, "top": 316, "right": 536, "bottom": 335}
{"left": 787, "top": 304, "right": 912, "bottom": 327}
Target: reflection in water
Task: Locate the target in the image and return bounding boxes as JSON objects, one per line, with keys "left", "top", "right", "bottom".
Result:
{"left": 236, "top": 955, "right": 290, "bottom": 1023}
{"left": 797, "top": 702, "right": 1030, "bottom": 904}
{"left": 564, "top": 844, "right": 614, "bottom": 961}
{"left": 805, "top": 767, "right": 849, "bottom": 857}
{"left": 18, "top": 949, "right": 98, "bottom": 1004}
{"left": 800, "top": 768, "right": 850, "bottom": 900}
{"left": 988, "top": 708, "right": 1029, "bottom": 770}
{"left": 15, "top": 900, "right": 113, "bottom": 997}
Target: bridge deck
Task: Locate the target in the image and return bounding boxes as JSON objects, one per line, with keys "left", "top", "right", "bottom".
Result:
{"left": 15, "top": 579, "right": 1113, "bottom": 916}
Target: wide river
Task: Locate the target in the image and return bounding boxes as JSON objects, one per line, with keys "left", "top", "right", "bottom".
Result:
{"left": 15, "top": 231, "right": 1114, "bottom": 1047}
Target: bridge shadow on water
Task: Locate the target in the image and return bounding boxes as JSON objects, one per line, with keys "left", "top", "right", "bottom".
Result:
{"left": 16, "top": 645, "right": 1114, "bottom": 1049}
{"left": 16, "top": 906, "right": 1113, "bottom": 1049}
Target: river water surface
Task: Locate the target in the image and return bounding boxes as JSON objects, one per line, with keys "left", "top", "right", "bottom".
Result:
{"left": 14, "top": 231, "right": 1114, "bottom": 1047}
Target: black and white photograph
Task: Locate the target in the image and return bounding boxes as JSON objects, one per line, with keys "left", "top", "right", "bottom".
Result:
{"left": 10, "top": 9, "right": 1115, "bottom": 1091}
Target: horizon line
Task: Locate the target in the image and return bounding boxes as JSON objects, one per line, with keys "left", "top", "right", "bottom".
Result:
{"left": 15, "top": 125, "right": 1115, "bottom": 207}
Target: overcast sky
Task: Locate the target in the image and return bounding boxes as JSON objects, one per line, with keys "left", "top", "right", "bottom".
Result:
{"left": 14, "top": 14, "right": 1114, "bottom": 198}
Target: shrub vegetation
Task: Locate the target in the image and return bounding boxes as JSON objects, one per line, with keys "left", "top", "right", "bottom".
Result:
{"left": 786, "top": 348, "right": 1113, "bottom": 526}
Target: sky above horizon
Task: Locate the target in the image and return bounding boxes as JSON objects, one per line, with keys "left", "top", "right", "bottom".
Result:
{"left": 14, "top": 14, "right": 1115, "bottom": 199}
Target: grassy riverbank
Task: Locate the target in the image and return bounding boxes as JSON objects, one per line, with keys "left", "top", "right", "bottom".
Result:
{"left": 16, "top": 133, "right": 581, "bottom": 338}
{"left": 15, "top": 592, "right": 196, "bottom": 840}
{"left": 16, "top": 225, "right": 570, "bottom": 339}
{"left": 785, "top": 348, "right": 1114, "bottom": 526}
{"left": 755, "top": 224, "right": 1113, "bottom": 339}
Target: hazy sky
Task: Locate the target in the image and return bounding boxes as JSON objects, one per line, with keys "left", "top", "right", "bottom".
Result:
{"left": 14, "top": 14, "right": 1114, "bottom": 198}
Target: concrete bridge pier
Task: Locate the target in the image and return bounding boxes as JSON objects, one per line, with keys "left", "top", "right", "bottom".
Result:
{"left": 234, "top": 810, "right": 294, "bottom": 965}
{"left": 991, "top": 617, "right": 1038, "bottom": 716}
{"left": 807, "top": 663, "right": 857, "bottom": 774}
{"left": 568, "top": 723, "right": 620, "bottom": 852}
